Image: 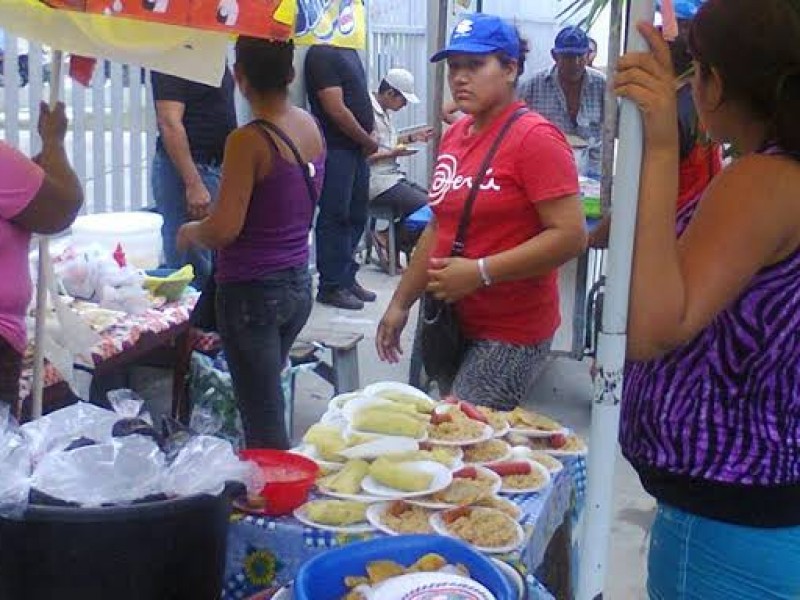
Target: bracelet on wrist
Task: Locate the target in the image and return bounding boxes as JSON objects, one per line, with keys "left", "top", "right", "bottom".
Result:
{"left": 477, "top": 258, "right": 492, "bottom": 287}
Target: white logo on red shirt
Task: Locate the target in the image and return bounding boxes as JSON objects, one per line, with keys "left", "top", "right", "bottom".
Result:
{"left": 429, "top": 154, "right": 501, "bottom": 206}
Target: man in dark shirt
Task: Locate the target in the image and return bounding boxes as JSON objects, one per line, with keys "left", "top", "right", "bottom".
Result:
{"left": 305, "top": 44, "right": 378, "bottom": 310}
{"left": 151, "top": 68, "right": 236, "bottom": 289}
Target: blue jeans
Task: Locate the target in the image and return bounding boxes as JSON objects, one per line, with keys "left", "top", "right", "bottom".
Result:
{"left": 215, "top": 267, "right": 312, "bottom": 449}
{"left": 648, "top": 503, "right": 800, "bottom": 599}
{"left": 151, "top": 146, "right": 222, "bottom": 290}
{"left": 315, "top": 146, "right": 369, "bottom": 291}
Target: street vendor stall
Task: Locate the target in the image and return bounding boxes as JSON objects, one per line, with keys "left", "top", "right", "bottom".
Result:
{"left": 223, "top": 382, "right": 589, "bottom": 600}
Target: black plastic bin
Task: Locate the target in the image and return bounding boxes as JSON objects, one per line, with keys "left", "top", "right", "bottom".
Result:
{"left": 0, "top": 490, "right": 233, "bottom": 600}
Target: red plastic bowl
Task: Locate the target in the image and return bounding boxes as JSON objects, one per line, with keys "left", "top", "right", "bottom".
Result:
{"left": 239, "top": 449, "right": 320, "bottom": 516}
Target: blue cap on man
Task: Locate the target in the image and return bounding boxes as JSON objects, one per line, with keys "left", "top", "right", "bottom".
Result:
{"left": 552, "top": 26, "right": 591, "bottom": 56}
{"left": 430, "top": 13, "right": 520, "bottom": 63}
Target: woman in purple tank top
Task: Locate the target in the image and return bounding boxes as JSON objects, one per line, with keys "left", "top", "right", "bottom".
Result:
{"left": 177, "top": 38, "right": 325, "bottom": 449}
{"left": 615, "top": 0, "right": 800, "bottom": 597}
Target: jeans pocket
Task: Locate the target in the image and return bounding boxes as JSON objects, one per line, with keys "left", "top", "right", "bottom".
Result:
{"left": 219, "top": 285, "right": 281, "bottom": 335}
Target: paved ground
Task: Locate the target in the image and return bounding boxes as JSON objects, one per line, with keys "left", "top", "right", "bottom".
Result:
{"left": 136, "top": 261, "right": 654, "bottom": 599}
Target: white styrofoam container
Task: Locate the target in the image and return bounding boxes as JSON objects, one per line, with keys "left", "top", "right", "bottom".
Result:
{"left": 70, "top": 212, "right": 163, "bottom": 270}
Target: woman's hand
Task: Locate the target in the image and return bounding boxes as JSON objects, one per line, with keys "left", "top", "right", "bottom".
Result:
{"left": 376, "top": 304, "right": 410, "bottom": 363}
{"left": 176, "top": 221, "right": 199, "bottom": 253}
{"left": 38, "top": 101, "right": 68, "bottom": 147}
{"left": 614, "top": 22, "right": 679, "bottom": 151}
{"left": 426, "top": 257, "right": 482, "bottom": 303}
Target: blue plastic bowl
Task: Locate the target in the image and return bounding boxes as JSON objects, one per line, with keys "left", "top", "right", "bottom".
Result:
{"left": 294, "top": 534, "right": 515, "bottom": 600}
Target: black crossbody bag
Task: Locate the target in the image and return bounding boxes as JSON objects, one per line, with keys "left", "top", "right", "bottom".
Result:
{"left": 190, "top": 119, "right": 319, "bottom": 331}
{"left": 420, "top": 108, "right": 527, "bottom": 382}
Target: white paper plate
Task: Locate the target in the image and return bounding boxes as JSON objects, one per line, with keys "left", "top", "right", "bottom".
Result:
{"left": 462, "top": 440, "right": 512, "bottom": 466}
{"left": 508, "top": 426, "right": 570, "bottom": 439}
{"left": 491, "top": 460, "right": 552, "bottom": 495}
{"left": 544, "top": 444, "right": 588, "bottom": 457}
{"left": 289, "top": 444, "right": 345, "bottom": 471}
{"left": 491, "top": 558, "right": 526, "bottom": 600}
{"left": 427, "top": 423, "right": 494, "bottom": 447}
{"left": 373, "top": 572, "right": 495, "bottom": 599}
{"left": 473, "top": 495, "right": 524, "bottom": 522}
{"left": 338, "top": 436, "right": 419, "bottom": 460}
{"left": 365, "top": 502, "right": 435, "bottom": 536}
{"left": 491, "top": 423, "right": 511, "bottom": 438}
{"left": 510, "top": 446, "right": 564, "bottom": 475}
{"left": 293, "top": 503, "right": 376, "bottom": 534}
{"left": 361, "top": 460, "right": 453, "bottom": 499}
{"left": 316, "top": 484, "right": 385, "bottom": 503}
{"left": 362, "top": 382, "right": 436, "bottom": 411}
{"left": 406, "top": 466, "right": 502, "bottom": 510}
{"left": 430, "top": 507, "right": 525, "bottom": 555}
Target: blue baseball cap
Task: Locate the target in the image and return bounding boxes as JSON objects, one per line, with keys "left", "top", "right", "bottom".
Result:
{"left": 552, "top": 26, "right": 591, "bottom": 56}
{"left": 657, "top": 0, "right": 703, "bottom": 19}
{"left": 430, "top": 13, "right": 520, "bottom": 63}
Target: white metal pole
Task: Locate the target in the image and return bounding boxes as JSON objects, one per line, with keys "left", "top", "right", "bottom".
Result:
{"left": 31, "top": 50, "right": 64, "bottom": 420}
{"left": 577, "top": 1, "right": 654, "bottom": 598}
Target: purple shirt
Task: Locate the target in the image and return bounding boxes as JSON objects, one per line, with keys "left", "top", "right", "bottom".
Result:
{"left": 216, "top": 150, "right": 325, "bottom": 283}
{"left": 621, "top": 148, "right": 800, "bottom": 487}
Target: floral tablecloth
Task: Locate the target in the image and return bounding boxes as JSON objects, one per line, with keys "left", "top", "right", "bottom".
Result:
{"left": 223, "top": 457, "right": 587, "bottom": 600}
{"left": 17, "top": 294, "right": 198, "bottom": 407}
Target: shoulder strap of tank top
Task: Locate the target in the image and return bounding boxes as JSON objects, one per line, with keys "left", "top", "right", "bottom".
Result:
{"left": 251, "top": 119, "right": 319, "bottom": 214}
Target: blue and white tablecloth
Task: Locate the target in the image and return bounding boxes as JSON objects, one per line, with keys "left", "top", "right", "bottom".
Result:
{"left": 223, "top": 457, "right": 586, "bottom": 600}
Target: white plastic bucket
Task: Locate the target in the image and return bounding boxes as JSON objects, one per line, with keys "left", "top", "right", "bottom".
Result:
{"left": 71, "top": 212, "right": 163, "bottom": 269}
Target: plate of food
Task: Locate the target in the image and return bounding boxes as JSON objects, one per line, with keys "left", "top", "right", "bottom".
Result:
{"left": 475, "top": 406, "right": 511, "bottom": 438}
{"left": 337, "top": 436, "right": 419, "bottom": 460}
{"left": 362, "top": 381, "right": 436, "bottom": 414}
{"left": 427, "top": 406, "right": 494, "bottom": 447}
{"left": 293, "top": 499, "right": 376, "bottom": 534}
{"left": 361, "top": 458, "right": 453, "bottom": 499}
{"left": 316, "top": 459, "right": 385, "bottom": 502}
{"left": 290, "top": 444, "right": 346, "bottom": 472}
{"left": 487, "top": 460, "right": 551, "bottom": 494}
{"left": 381, "top": 446, "right": 464, "bottom": 471}
{"left": 408, "top": 466, "right": 501, "bottom": 510}
{"left": 508, "top": 432, "right": 588, "bottom": 457}
{"left": 506, "top": 408, "right": 568, "bottom": 438}
{"left": 430, "top": 506, "right": 525, "bottom": 554}
{"left": 462, "top": 439, "right": 512, "bottom": 465}
{"left": 349, "top": 405, "right": 430, "bottom": 441}
{"left": 365, "top": 500, "right": 435, "bottom": 536}
{"left": 472, "top": 494, "right": 523, "bottom": 521}
{"left": 510, "top": 446, "right": 564, "bottom": 474}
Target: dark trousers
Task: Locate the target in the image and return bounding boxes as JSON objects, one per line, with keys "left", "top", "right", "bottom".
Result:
{"left": 315, "top": 146, "right": 369, "bottom": 291}
{"left": 216, "top": 267, "right": 312, "bottom": 449}
{"left": 0, "top": 336, "right": 22, "bottom": 414}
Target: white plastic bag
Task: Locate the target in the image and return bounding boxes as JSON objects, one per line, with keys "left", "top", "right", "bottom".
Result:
{"left": 20, "top": 402, "right": 120, "bottom": 463}
{"left": 30, "top": 435, "right": 166, "bottom": 507}
{"left": 163, "top": 435, "right": 264, "bottom": 497}
{"left": 0, "top": 408, "right": 32, "bottom": 518}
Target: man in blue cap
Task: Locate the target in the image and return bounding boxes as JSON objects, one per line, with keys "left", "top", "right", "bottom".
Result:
{"left": 519, "top": 26, "right": 605, "bottom": 176}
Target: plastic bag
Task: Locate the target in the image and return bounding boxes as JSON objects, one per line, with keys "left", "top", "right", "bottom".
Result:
{"left": 188, "top": 351, "right": 244, "bottom": 449}
{"left": 0, "top": 408, "right": 32, "bottom": 519}
{"left": 30, "top": 435, "right": 166, "bottom": 507}
{"left": 163, "top": 435, "right": 264, "bottom": 497}
{"left": 20, "top": 402, "right": 120, "bottom": 463}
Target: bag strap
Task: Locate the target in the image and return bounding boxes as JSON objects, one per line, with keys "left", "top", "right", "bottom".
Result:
{"left": 252, "top": 119, "right": 319, "bottom": 211}
{"left": 451, "top": 107, "right": 528, "bottom": 257}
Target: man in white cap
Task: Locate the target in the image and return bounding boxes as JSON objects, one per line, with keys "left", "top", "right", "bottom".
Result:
{"left": 368, "top": 68, "right": 433, "bottom": 271}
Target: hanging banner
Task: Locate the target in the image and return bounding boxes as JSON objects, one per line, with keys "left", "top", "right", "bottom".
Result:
{"left": 41, "top": 0, "right": 297, "bottom": 40}
{"left": 294, "top": 0, "right": 366, "bottom": 49}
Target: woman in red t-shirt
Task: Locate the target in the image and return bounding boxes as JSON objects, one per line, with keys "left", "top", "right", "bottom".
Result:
{"left": 376, "top": 13, "right": 587, "bottom": 409}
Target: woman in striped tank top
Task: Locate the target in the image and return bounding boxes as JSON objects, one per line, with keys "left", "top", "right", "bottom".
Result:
{"left": 615, "top": 0, "right": 800, "bottom": 597}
